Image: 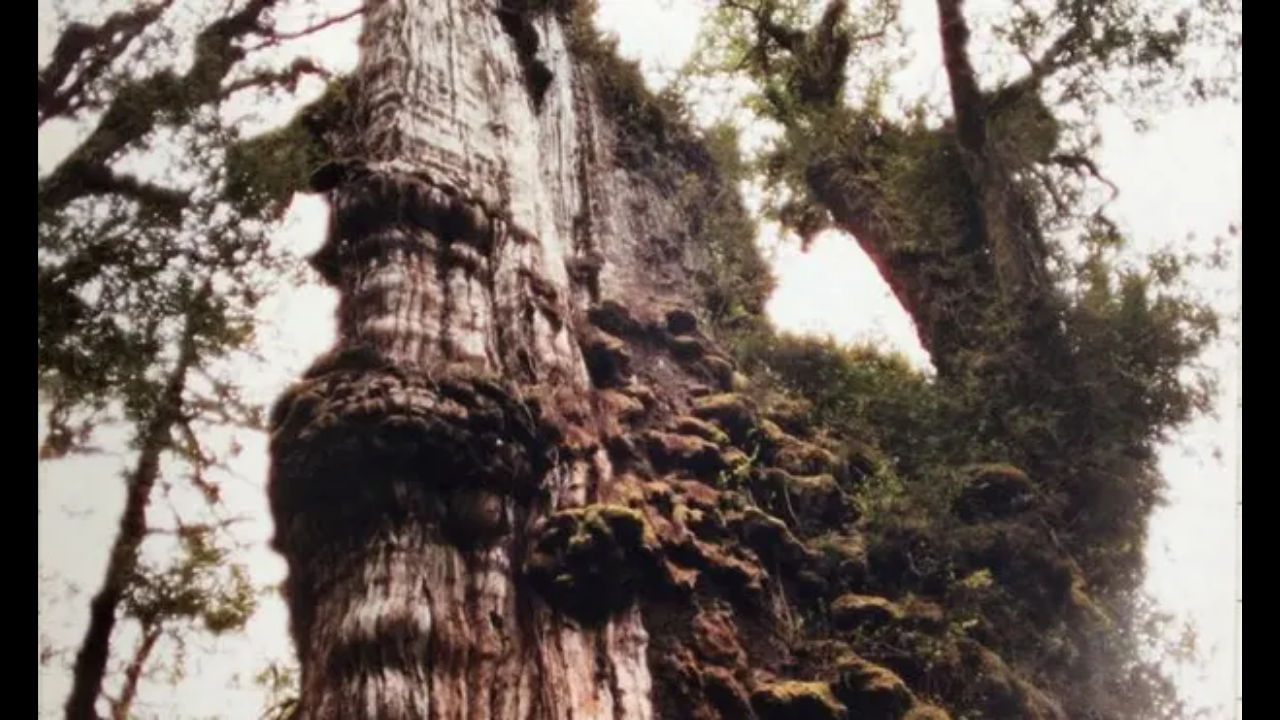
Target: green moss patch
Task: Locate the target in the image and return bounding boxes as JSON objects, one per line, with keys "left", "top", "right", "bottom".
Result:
{"left": 831, "top": 654, "right": 915, "bottom": 720}
{"left": 751, "top": 681, "right": 847, "bottom": 720}
{"left": 830, "top": 594, "right": 905, "bottom": 632}
{"left": 951, "top": 463, "right": 1036, "bottom": 522}
{"left": 691, "top": 393, "right": 759, "bottom": 443}
{"left": 524, "top": 504, "right": 662, "bottom": 624}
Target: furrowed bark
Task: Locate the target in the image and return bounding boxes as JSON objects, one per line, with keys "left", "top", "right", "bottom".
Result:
{"left": 263, "top": 5, "right": 1104, "bottom": 720}
{"left": 267, "top": 2, "right": 685, "bottom": 717}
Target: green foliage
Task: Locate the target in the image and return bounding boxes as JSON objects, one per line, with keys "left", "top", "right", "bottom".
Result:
{"left": 734, "top": 332, "right": 989, "bottom": 478}
{"left": 709, "top": 261, "right": 1221, "bottom": 719}
{"left": 255, "top": 659, "right": 301, "bottom": 720}
{"left": 38, "top": 2, "right": 356, "bottom": 716}
{"left": 225, "top": 74, "right": 350, "bottom": 219}
{"left": 683, "top": 14, "right": 1234, "bottom": 717}
{"left": 39, "top": 187, "right": 279, "bottom": 455}
{"left": 224, "top": 120, "right": 321, "bottom": 220}
{"left": 685, "top": 124, "right": 778, "bottom": 333}
{"left": 124, "top": 525, "right": 258, "bottom": 635}
{"left": 1048, "top": 236, "right": 1223, "bottom": 590}
{"left": 1070, "top": 241, "right": 1221, "bottom": 447}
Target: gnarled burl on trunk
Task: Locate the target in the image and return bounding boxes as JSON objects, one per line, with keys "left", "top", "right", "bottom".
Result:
{"left": 266, "top": 1, "right": 659, "bottom": 717}
{"left": 264, "top": 0, "right": 734, "bottom": 716}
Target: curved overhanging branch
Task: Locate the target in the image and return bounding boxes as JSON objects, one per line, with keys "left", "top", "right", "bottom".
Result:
{"left": 718, "top": 1, "right": 1093, "bottom": 476}
{"left": 38, "top": 0, "right": 280, "bottom": 214}
{"left": 37, "top": 0, "right": 176, "bottom": 127}
{"left": 242, "top": 5, "right": 366, "bottom": 51}
{"left": 38, "top": 0, "right": 360, "bottom": 218}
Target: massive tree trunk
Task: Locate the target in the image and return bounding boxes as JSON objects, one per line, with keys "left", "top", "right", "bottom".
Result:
{"left": 267, "top": 2, "right": 728, "bottom": 718}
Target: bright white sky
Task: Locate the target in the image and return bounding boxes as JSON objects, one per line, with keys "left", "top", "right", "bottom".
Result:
{"left": 38, "top": 1, "right": 1241, "bottom": 718}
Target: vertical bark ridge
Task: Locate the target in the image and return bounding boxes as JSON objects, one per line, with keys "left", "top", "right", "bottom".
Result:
{"left": 267, "top": 2, "right": 681, "bottom": 717}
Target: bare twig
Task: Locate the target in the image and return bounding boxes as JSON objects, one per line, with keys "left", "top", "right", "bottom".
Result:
{"left": 244, "top": 5, "right": 366, "bottom": 51}
{"left": 109, "top": 625, "right": 162, "bottom": 720}
{"left": 1050, "top": 153, "right": 1120, "bottom": 202}
{"left": 39, "top": 160, "right": 191, "bottom": 223}
{"left": 147, "top": 516, "right": 252, "bottom": 537}
{"left": 176, "top": 418, "right": 222, "bottom": 504}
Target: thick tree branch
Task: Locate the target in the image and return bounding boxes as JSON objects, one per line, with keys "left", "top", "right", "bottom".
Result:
{"left": 39, "top": 161, "right": 190, "bottom": 223}
{"left": 38, "top": 1, "right": 175, "bottom": 126}
{"left": 935, "top": 0, "right": 1061, "bottom": 303}
{"left": 935, "top": 0, "right": 988, "bottom": 153}
{"left": 62, "top": 285, "right": 208, "bottom": 720}
{"left": 38, "top": 0, "right": 280, "bottom": 216}
{"left": 221, "top": 58, "right": 330, "bottom": 98}
{"left": 802, "top": 150, "right": 984, "bottom": 369}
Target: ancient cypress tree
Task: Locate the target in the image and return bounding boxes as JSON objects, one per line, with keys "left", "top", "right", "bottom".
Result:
{"left": 41, "top": 0, "right": 1235, "bottom": 718}
{"left": 263, "top": 0, "right": 1236, "bottom": 718}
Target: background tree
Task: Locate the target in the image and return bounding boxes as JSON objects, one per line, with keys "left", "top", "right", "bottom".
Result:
{"left": 681, "top": 0, "right": 1238, "bottom": 716}
{"left": 38, "top": 1, "right": 361, "bottom": 717}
